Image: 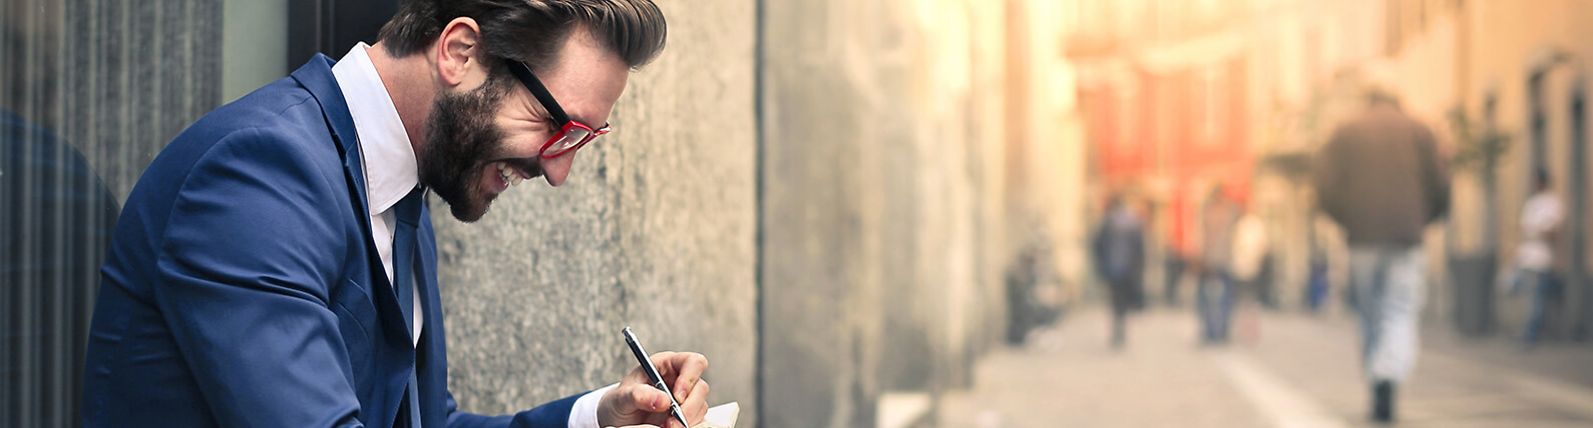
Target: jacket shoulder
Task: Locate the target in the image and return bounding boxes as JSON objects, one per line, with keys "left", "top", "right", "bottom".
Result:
{"left": 158, "top": 77, "right": 346, "bottom": 179}
{"left": 123, "top": 75, "right": 352, "bottom": 235}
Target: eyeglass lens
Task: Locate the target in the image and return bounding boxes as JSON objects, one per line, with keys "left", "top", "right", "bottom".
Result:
{"left": 547, "top": 126, "right": 594, "bottom": 155}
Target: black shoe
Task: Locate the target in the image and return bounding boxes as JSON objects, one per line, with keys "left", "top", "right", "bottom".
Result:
{"left": 1372, "top": 381, "right": 1394, "bottom": 423}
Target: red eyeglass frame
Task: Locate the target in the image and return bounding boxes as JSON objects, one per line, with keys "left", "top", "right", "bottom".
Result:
{"left": 505, "top": 60, "right": 611, "bottom": 159}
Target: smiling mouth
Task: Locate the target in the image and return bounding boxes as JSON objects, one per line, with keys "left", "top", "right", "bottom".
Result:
{"left": 491, "top": 160, "right": 543, "bottom": 191}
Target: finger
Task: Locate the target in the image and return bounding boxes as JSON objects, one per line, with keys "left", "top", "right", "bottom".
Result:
{"left": 648, "top": 351, "right": 678, "bottom": 377}
{"left": 679, "top": 380, "right": 710, "bottom": 426}
{"left": 653, "top": 352, "right": 708, "bottom": 400}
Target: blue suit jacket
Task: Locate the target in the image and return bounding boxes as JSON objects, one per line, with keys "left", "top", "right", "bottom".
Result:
{"left": 83, "top": 55, "right": 583, "bottom": 428}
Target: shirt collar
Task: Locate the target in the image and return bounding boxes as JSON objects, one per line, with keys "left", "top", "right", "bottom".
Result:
{"left": 332, "top": 42, "right": 418, "bottom": 216}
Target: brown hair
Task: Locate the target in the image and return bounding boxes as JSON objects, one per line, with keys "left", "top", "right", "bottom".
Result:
{"left": 377, "top": 0, "right": 667, "bottom": 71}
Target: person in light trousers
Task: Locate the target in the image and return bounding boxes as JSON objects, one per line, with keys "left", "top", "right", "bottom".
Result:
{"left": 1315, "top": 87, "right": 1450, "bottom": 423}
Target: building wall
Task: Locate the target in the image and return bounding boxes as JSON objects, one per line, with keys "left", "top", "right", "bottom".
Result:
{"left": 1446, "top": 0, "right": 1593, "bottom": 337}
{"left": 1007, "top": 0, "right": 1089, "bottom": 301}
{"left": 758, "top": 0, "right": 1073, "bottom": 425}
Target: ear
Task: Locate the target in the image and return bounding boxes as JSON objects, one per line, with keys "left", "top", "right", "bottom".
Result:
{"left": 433, "top": 17, "right": 485, "bottom": 88}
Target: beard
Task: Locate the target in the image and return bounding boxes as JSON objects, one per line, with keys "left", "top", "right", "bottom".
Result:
{"left": 419, "top": 78, "right": 512, "bottom": 223}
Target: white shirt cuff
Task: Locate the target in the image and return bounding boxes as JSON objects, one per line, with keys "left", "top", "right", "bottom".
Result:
{"left": 568, "top": 383, "right": 619, "bottom": 428}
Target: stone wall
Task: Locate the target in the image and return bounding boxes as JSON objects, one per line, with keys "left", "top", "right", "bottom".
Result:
{"left": 758, "top": 0, "right": 1023, "bottom": 426}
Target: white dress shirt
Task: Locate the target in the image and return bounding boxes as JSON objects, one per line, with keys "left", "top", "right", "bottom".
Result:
{"left": 331, "top": 43, "right": 610, "bottom": 428}
{"left": 1518, "top": 191, "right": 1563, "bottom": 271}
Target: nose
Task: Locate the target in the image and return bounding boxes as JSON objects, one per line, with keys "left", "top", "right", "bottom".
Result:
{"left": 540, "top": 150, "right": 577, "bottom": 187}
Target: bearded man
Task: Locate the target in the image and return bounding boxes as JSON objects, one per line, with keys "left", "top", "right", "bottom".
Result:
{"left": 82, "top": 1, "right": 709, "bottom": 427}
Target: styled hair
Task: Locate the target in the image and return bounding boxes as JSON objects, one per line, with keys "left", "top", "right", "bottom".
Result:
{"left": 378, "top": 0, "right": 667, "bottom": 71}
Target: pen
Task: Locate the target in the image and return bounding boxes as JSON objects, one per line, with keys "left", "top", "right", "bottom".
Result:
{"left": 623, "top": 327, "right": 690, "bottom": 427}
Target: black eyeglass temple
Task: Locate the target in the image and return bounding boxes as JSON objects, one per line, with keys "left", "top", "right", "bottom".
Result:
{"left": 505, "top": 61, "right": 571, "bottom": 125}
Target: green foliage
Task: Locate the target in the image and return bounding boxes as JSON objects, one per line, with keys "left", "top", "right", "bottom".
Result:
{"left": 1447, "top": 106, "right": 1513, "bottom": 182}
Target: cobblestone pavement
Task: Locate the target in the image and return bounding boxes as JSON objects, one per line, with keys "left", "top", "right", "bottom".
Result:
{"left": 939, "top": 305, "right": 1593, "bottom": 428}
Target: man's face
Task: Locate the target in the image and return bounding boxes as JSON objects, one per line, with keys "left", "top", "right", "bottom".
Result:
{"left": 421, "top": 29, "right": 631, "bottom": 222}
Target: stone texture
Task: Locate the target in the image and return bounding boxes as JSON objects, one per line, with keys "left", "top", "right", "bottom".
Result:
{"left": 433, "top": 0, "right": 759, "bottom": 424}
{"left": 758, "top": 1, "right": 1015, "bottom": 426}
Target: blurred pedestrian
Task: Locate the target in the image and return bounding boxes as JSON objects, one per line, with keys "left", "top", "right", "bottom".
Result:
{"left": 1305, "top": 216, "right": 1337, "bottom": 312}
{"left": 1197, "top": 186, "right": 1240, "bottom": 345}
{"left": 1515, "top": 168, "right": 1562, "bottom": 347}
{"left": 1005, "top": 249, "right": 1040, "bottom": 345}
{"left": 1314, "top": 87, "right": 1449, "bottom": 423}
{"left": 1093, "top": 194, "right": 1146, "bottom": 348}
{"left": 1007, "top": 235, "right": 1064, "bottom": 345}
{"left": 1164, "top": 248, "right": 1187, "bottom": 306}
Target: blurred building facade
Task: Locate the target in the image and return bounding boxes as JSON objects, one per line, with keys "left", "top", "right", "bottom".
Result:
{"left": 758, "top": 0, "right": 1088, "bottom": 426}
{"left": 1074, "top": 0, "right": 1593, "bottom": 341}
{"left": 1425, "top": 0, "right": 1593, "bottom": 340}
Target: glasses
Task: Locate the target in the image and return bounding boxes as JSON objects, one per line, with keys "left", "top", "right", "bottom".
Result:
{"left": 505, "top": 60, "right": 611, "bottom": 159}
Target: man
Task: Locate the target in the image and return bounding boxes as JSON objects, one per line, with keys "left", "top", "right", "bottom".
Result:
{"left": 1197, "top": 186, "right": 1238, "bottom": 345}
{"left": 81, "top": 1, "right": 709, "bottom": 427}
{"left": 1516, "top": 168, "right": 1562, "bottom": 347}
{"left": 1314, "top": 88, "right": 1449, "bottom": 423}
{"left": 1091, "top": 193, "right": 1146, "bottom": 348}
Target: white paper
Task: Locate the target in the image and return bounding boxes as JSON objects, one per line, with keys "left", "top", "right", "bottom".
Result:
{"left": 695, "top": 402, "right": 740, "bottom": 428}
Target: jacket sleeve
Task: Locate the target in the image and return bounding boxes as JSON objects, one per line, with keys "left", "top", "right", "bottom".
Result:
{"left": 153, "top": 127, "right": 363, "bottom": 427}
{"left": 1313, "top": 129, "right": 1348, "bottom": 225}
{"left": 445, "top": 389, "right": 586, "bottom": 428}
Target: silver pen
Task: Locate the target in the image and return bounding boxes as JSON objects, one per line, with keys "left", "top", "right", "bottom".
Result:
{"left": 623, "top": 327, "right": 689, "bottom": 427}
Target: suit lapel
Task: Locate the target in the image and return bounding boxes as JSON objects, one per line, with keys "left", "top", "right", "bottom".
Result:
{"left": 292, "top": 54, "right": 415, "bottom": 348}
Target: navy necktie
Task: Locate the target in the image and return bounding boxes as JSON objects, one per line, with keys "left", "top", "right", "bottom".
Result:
{"left": 391, "top": 187, "right": 424, "bottom": 427}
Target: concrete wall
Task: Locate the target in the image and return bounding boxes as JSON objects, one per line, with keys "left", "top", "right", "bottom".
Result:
{"left": 1445, "top": 0, "right": 1593, "bottom": 337}
{"left": 756, "top": 1, "right": 889, "bottom": 425}
{"left": 758, "top": 0, "right": 1049, "bottom": 426}
{"left": 434, "top": 0, "right": 761, "bottom": 424}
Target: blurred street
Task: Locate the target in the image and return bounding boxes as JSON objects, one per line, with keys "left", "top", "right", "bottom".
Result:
{"left": 941, "top": 305, "right": 1593, "bottom": 428}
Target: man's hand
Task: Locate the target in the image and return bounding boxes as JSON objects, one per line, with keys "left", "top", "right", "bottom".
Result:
{"left": 598, "top": 351, "right": 710, "bottom": 428}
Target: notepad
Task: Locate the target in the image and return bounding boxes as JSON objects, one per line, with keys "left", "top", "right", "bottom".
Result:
{"left": 694, "top": 402, "right": 740, "bottom": 428}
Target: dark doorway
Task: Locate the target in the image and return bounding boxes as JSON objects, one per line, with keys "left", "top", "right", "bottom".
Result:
{"left": 288, "top": 0, "right": 400, "bottom": 64}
